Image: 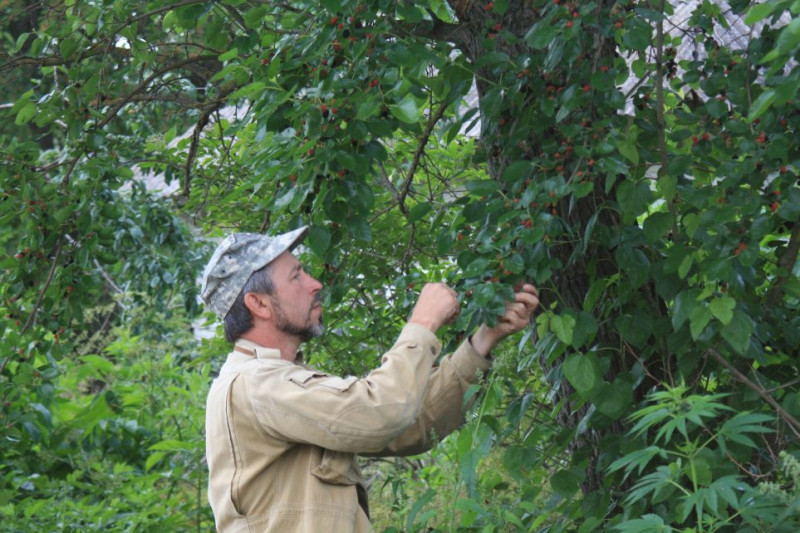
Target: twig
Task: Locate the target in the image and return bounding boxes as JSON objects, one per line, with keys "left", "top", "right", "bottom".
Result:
{"left": 655, "top": 0, "right": 668, "bottom": 174}
{"left": 20, "top": 237, "right": 64, "bottom": 335}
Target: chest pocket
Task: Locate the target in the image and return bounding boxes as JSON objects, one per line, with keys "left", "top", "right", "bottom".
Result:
{"left": 289, "top": 370, "right": 358, "bottom": 393}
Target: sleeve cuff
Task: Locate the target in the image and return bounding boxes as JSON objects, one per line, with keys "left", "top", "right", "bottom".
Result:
{"left": 396, "top": 322, "right": 443, "bottom": 359}
{"left": 451, "top": 336, "right": 492, "bottom": 378}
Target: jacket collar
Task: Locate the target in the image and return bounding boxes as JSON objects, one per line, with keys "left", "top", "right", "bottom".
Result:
{"left": 233, "top": 338, "right": 303, "bottom": 363}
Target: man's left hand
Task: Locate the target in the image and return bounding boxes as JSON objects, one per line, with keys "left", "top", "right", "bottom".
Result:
{"left": 469, "top": 284, "right": 540, "bottom": 358}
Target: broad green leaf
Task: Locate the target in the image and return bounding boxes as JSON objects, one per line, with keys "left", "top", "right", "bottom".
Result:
{"left": 748, "top": 89, "right": 776, "bottom": 121}
{"left": 672, "top": 289, "right": 699, "bottom": 329}
{"left": 465, "top": 180, "right": 500, "bottom": 195}
{"left": 408, "top": 202, "right": 432, "bottom": 223}
{"left": 689, "top": 305, "right": 712, "bottom": 339}
{"left": 617, "top": 180, "right": 651, "bottom": 218}
{"left": 643, "top": 211, "right": 674, "bottom": 242}
{"left": 721, "top": 311, "right": 754, "bottom": 354}
{"left": 307, "top": 226, "right": 331, "bottom": 255}
{"left": 389, "top": 96, "right": 419, "bottom": 124}
{"left": 745, "top": 2, "right": 780, "bottom": 24}
{"left": 219, "top": 47, "right": 239, "bottom": 62}
{"left": 593, "top": 379, "right": 633, "bottom": 419}
{"left": 464, "top": 257, "right": 490, "bottom": 278}
{"left": 501, "top": 160, "right": 533, "bottom": 182}
{"left": 14, "top": 101, "right": 36, "bottom": 125}
{"left": 618, "top": 140, "right": 639, "bottom": 164}
{"left": 551, "top": 312, "right": 576, "bottom": 346}
{"left": 550, "top": 468, "right": 582, "bottom": 498}
{"left": 678, "top": 254, "right": 693, "bottom": 279}
{"left": 148, "top": 439, "right": 194, "bottom": 451}
{"left": 709, "top": 297, "right": 735, "bottom": 325}
{"left": 562, "top": 353, "right": 599, "bottom": 393}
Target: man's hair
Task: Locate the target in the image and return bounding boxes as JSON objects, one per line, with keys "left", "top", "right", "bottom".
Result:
{"left": 223, "top": 263, "right": 275, "bottom": 343}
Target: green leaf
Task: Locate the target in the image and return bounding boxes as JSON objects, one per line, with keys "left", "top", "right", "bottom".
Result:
{"left": 148, "top": 439, "right": 194, "bottom": 451}
{"left": 429, "top": 0, "right": 456, "bottom": 22}
{"left": 562, "top": 353, "right": 600, "bottom": 393}
{"left": 776, "top": 17, "right": 800, "bottom": 55}
{"left": 389, "top": 95, "right": 419, "bottom": 124}
{"left": 689, "top": 305, "right": 712, "bottom": 339}
{"left": 709, "top": 297, "right": 735, "bottom": 326}
{"left": 464, "top": 257, "right": 490, "bottom": 278}
{"left": 745, "top": 2, "right": 780, "bottom": 24}
{"left": 593, "top": 379, "right": 633, "bottom": 419}
{"left": 643, "top": 211, "right": 674, "bottom": 243}
{"left": 550, "top": 468, "right": 582, "bottom": 498}
{"left": 551, "top": 312, "right": 576, "bottom": 346}
{"left": 219, "top": 47, "right": 238, "bottom": 62}
{"left": 408, "top": 202, "right": 432, "bottom": 223}
{"left": 721, "top": 311, "right": 754, "bottom": 354}
{"left": 501, "top": 160, "right": 533, "bottom": 182}
{"left": 672, "top": 289, "right": 699, "bottom": 329}
{"left": 617, "top": 181, "right": 651, "bottom": 218}
{"left": 618, "top": 140, "right": 639, "bottom": 164}
{"left": 14, "top": 101, "right": 36, "bottom": 126}
{"left": 145, "top": 451, "right": 166, "bottom": 472}
{"left": 678, "top": 253, "right": 693, "bottom": 280}
{"left": 345, "top": 215, "right": 372, "bottom": 241}
{"left": 524, "top": 20, "right": 557, "bottom": 49}
{"left": 465, "top": 180, "right": 500, "bottom": 195}
{"left": 307, "top": 226, "right": 331, "bottom": 255}
{"left": 748, "top": 89, "right": 776, "bottom": 122}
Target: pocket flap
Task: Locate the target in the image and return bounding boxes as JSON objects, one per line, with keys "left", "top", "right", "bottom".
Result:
{"left": 310, "top": 449, "right": 364, "bottom": 486}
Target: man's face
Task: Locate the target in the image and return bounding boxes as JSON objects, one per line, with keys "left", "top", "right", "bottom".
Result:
{"left": 268, "top": 251, "right": 324, "bottom": 341}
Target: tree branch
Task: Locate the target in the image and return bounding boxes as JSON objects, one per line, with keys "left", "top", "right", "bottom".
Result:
{"left": 707, "top": 348, "right": 800, "bottom": 440}
{"left": 96, "top": 54, "right": 218, "bottom": 129}
{"left": 20, "top": 237, "right": 64, "bottom": 335}
{"left": 183, "top": 84, "right": 238, "bottom": 198}
{"left": 397, "top": 101, "right": 449, "bottom": 214}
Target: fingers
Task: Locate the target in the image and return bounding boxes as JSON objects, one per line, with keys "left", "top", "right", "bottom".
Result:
{"left": 497, "top": 283, "right": 540, "bottom": 332}
{"left": 409, "top": 282, "right": 460, "bottom": 331}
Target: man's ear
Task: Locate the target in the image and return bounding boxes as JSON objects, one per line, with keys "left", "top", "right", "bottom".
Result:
{"left": 244, "top": 292, "right": 273, "bottom": 320}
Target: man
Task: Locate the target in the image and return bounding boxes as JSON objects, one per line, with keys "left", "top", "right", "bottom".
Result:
{"left": 200, "top": 225, "right": 540, "bottom": 532}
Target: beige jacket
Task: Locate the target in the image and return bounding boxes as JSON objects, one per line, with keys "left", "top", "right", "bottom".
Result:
{"left": 205, "top": 323, "right": 491, "bottom": 532}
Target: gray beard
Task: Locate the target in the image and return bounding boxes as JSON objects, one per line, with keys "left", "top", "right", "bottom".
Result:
{"left": 272, "top": 297, "right": 324, "bottom": 342}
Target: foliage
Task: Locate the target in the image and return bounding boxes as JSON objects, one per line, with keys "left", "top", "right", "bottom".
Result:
{"left": 1, "top": 0, "right": 799, "bottom": 531}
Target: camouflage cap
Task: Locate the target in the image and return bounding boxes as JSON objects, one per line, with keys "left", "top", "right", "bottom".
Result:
{"left": 200, "top": 226, "right": 309, "bottom": 319}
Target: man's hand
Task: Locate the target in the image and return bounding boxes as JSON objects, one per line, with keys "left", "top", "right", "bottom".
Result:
{"left": 409, "top": 282, "right": 461, "bottom": 332}
{"left": 470, "top": 284, "right": 540, "bottom": 358}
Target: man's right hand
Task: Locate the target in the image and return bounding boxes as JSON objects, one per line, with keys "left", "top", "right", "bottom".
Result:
{"left": 408, "top": 282, "right": 460, "bottom": 332}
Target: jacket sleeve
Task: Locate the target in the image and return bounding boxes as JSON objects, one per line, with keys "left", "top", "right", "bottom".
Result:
{"left": 363, "top": 337, "right": 491, "bottom": 457}
{"left": 243, "top": 323, "right": 446, "bottom": 454}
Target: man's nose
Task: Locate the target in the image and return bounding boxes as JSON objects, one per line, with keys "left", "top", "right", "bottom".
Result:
{"left": 306, "top": 272, "right": 323, "bottom": 292}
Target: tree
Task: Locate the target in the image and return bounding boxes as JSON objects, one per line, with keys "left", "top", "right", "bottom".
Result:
{"left": 1, "top": 0, "right": 799, "bottom": 530}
